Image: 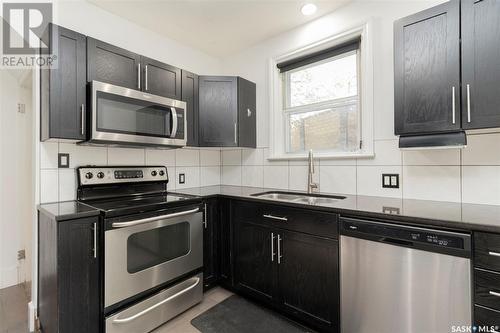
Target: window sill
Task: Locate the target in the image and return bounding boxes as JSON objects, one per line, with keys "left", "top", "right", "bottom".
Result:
{"left": 267, "top": 152, "right": 375, "bottom": 161}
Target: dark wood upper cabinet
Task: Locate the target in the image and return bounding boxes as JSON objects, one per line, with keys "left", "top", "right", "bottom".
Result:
{"left": 41, "top": 24, "right": 87, "bottom": 141}
{"left": 278, "top": 231, "right": 339, "bottom": 332}
{"left": 38, "top": 212, "right": 100, "bottom": 333}
{"left": 87, "top": 37, "right": 141, "bottom": 90}
{"left": 142, "top": 56, "right": 181, "bottom": 99}
{"left": 182, "top": 70, "right": 199, "bottom": 147}
{"left": 461, "top": 0, "right": 500, "bottom": 130}
{"left": 198, "top": 76, "right": 256, "bottom": 147}
{"left": 394, "top": 1, "right": 461, "bottom": 135}
{"left": 238, "top": 77, "right": 257, "bottom": 148}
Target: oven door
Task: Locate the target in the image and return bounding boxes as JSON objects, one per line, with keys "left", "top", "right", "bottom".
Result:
{"left": 105, "top": 207, "right": 202, "bottom": 307}
{"left": 90, "top": 81, "right": 186, "bottom": 147}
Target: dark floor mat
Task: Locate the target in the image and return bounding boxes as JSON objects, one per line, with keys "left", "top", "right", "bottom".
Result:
{"left": 190, "top": 295, "right": 314, "bottom": 333}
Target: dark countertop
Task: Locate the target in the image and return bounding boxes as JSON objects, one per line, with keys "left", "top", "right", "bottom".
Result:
{"left": 173, "top": 185, "right": 500, "bottom": 233}
{"left": 38, "top": 201, "right": 101, "bottom": 222}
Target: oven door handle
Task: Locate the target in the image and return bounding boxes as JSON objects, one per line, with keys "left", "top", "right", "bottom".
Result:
{"left": 111, "top": 207, "right": 199, "bottom": 228}
{"left": 111, "top": 276, "right": 201, "bottom": 324}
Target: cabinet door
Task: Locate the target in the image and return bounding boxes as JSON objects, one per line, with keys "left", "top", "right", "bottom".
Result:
{"left": 278, "top": 231, "right": 339, "bottom": 332}
{"left": 42, "top": 24, "right": 86, "bottom": 140}
{"left": 142, "top": 57, "right": 181, "bottom": 99}
{"left": 394, "top": 1, "right": 460, "bottom": 135}
{"left": 237, "top": 77, "right": 257, "bottom": 148}
{"left": 461, "top": 0, "right": 500, "bottom": 130}
{"left": 219, "top": 199, "right": 233, "bottom": 288}
{"left": 58, "top": 218, "right": 100, "bottom": 333}
{"left": 198, "top": 76, "right": 238, "bottom": 147}
{"left": 234, "top": 220, "right": 277, "bottom": 302}
{"left": 182, "top": 70, "right": 199, "bottom": 146}
{"left": 87, "top": 37, "right": 141, "bottom": 90}
{"left": 203, "top": 199, "right": 219, "bottom": 289}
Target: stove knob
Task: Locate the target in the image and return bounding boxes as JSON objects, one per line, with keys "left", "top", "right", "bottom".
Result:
{"left": 159, "top": 170, "right": 165, "bottom": 176}
{"left": 97, "top": 172, "right": 105, "bottom": 179}
{"left": 151, "top": 171, "right": 157, "bottom": 176}
{"left": 85, "top": 172, "right": 93, "bottom": 179}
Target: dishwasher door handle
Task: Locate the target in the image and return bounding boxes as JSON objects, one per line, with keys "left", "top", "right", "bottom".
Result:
{"left": 380, "top": 237, "right": 414, "bottom": 247}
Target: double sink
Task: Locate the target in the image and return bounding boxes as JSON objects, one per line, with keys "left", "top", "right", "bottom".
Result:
{"left": 251, "top": 191, "right": 346, "bottom": 206}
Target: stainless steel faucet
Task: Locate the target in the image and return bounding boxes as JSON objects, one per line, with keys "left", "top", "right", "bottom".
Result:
{"left": 307, "top": 150, "right": 318, "bottom": 194}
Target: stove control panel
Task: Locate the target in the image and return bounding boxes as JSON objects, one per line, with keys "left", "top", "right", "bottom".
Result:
{"left": 78, "top": 166, "right": 168, "bottom": 186}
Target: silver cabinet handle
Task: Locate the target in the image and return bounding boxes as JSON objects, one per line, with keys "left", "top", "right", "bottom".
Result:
{"left": 277, "top": 234, "right": 282, "bottom": 264}
{"left": 247, "top": 108, "right": 252, "bottom": 117}
{"left": 452, "top": 86, "right": 456, "bottom": 124}
{"left": 137, "top": 63, "right": 141, "bottom": 90}
{"left": 234, "top": 122, "right": 237, "bottom": 144}
{"left": 93, "top": 222, "right": 97, "bottom": 258}
{"left": 81, "top": 104, "right": 85, "bottom": 136}
{"left": 263, "top": 214, "right": 288, "bottom": 222}
{"left": 489, "top": 251, "right": 500, "bottom": 257}
{"left": 112, "top": 208, "right": 199, "bottom": 228}
{"left": 112, "top": 276, "right": 200, "bottom": 324}
{"left": 203, "top": 203, "right": 207, "bottom": 229}
{"left": 271, "top": 232, "right": 276, "bottom": 262}
{"left": 489, "top": 291, "right": 500, "bottom": 297}
{"left": 467, "top": 84, "right": 471, "bottom": 123}
{"left": 145, "top": 65, "right": 148, "bottom": 91}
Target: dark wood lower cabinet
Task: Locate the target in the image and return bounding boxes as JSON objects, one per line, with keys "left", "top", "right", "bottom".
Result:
{"left": 203, "top": 199, "right": 219, "bottom": 290}
{"left": 278, "top": 231, "right": 339, "bottom": 332}
{"left": 38, "top": 212, "right": 100, "bottom": 333}
{"left": 234, "top": 221, "right": 277, "bottom": 302}
{"left": 218, "top": 199, "right": 233, "bottom": 288}
{"left": 232, "top": 201, "right": 340, "bottom": 332}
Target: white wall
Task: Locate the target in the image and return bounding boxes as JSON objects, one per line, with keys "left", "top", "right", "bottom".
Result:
{"left": 218, "top": 0, "right": 500, "bottom": 205}
{"left": 0, "top": 70, "right": 33, "bottom": 289}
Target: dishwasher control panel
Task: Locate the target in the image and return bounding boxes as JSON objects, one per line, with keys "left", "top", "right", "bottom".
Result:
{"left": 341, "top": 217, "right": 471, "bottom": 255}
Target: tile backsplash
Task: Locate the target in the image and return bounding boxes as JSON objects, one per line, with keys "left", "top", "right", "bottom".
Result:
{"left": 39, "top": 132, "right": 500, "bottom": 205}
{"left": 220, "top": 133, "right": 500, "bottom": 205}
{"left": 39, "top": 143, "right": 221, "bottom": 203}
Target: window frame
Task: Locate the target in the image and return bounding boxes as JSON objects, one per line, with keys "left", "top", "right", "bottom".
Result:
{"left": 268, "top": 22, "right": 374, "bottom": 160}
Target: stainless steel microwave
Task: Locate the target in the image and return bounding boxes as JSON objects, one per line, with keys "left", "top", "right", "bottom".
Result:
{"left": 86, "top": 81, "right": 187, "bottom": 148}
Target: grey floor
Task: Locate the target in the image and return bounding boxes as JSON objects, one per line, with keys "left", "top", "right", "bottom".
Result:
{"left": 0, "top": 285, "right": 231, "bottom": 333}
{"left": 153, "top": 287, "right": 234, "bottom": 333}
{"left": 0, "top": 283, "right": 30, "bottom": 333}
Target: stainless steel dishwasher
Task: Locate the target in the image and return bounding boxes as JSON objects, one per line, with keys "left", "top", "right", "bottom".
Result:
{"left": 340, "top": 217, "right": 472, "bottom": 333}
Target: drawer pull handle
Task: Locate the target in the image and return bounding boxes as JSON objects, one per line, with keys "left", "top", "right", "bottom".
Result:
{"left": 489, "top": 291, "right": 500, "bottom": 298}
{"left": 263, "top": 214, "right": 288, "bottom": 222}
{"left": 112, "top": 277, "right": 200, "bottom": 324}
{"left": 489, "top": 251, "right": 500, "bottom": 257}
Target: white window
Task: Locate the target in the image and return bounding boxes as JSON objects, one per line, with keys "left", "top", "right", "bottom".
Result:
{"left": 269, "top": 24, "right": 374, "bottom": 160}
{"left": 283, "top": 50, "right": 360, "bottom": 153}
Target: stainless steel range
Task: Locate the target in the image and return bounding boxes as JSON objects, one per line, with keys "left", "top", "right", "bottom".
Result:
{"left": 77, "top": 166, "right": 203, "bottom": 333}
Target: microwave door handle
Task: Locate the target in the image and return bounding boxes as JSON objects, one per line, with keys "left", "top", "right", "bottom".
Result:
{"left": 170, "top": 107, "right": 178, "bottom": 138}
{"left": 112, "top": 207, "right": 199, "bottom": 228}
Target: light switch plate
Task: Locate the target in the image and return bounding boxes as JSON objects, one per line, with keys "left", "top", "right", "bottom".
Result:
{"left": 58, "top": 153, "right": 70, "bottom": 168}
{"left": 382, "top": 173, "right": 399, "bottom": 189}
{"left": 179, "top": 173, "right": 185, "bottom": 184}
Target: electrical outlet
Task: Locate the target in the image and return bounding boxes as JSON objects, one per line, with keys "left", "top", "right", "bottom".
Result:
{"left": 179, "top": 173, "right": 185, "bottom": 184}
{"left": 58, "top": 153, "right": 70, "bottom": 168}
{"left": 382, "top": 174, "right": 399, "bottom": 188}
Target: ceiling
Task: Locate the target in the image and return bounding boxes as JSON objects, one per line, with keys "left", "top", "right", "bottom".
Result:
{"left": 88, "top": 0, "right": 349, "bottom": 57}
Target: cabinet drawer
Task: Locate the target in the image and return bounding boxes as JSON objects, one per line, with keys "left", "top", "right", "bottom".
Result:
{"left": 475, "top": 305, "right": 500, "bottom": 330}
{"left": 232, "top": 200, "right": 338, "bottom": 239}
{"left": 474, "top": 232, "right": 500, "bottom": 272}
{"left": 476, "top": 269, "right": 500, "bottom": 311}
